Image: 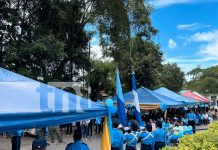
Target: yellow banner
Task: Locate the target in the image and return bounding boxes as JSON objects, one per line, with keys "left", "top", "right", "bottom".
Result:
{"left": 101, "top": 116, "right": 111, "bottom": 150}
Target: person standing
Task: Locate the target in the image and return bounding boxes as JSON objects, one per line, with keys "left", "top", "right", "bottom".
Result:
{"left": 65, "top": 129, "right": 90, "bottom": 150}
{"left": 65, "top": 123, "right": 72, "bottom": 135}
{"left": 124, "top": 123, "right": 139, "bottom": 150}
{"left": 48, "top": 126, "right": 62, "bottom": 143}
{"left": 111, "top": 123, "right": 124, "bottom": 150}
{"left": 81, "top": 120, "right": 90, "bottom": 141}
{"left": 153, "top": 120, "right": 166, "bottom": 150}
{"left": 139, "top": 123, "right": 154, "bottom": 150}
{"left": 11, "top": 130, "right": 23, "bottom": 150}
{"left": 88, "top": 119, "right": 94, "bottom": 136}
{"left": 95, "top": 117, "right": 102, "bottom": 134}
{"left": 187, "top": 110, "right": 196, "bottom": 133}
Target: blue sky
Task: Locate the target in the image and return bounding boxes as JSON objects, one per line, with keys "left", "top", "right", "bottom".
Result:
{"left": 89, "top": 0, "right": 218, "bottom": 76}
{"left": 151, "top": 0, "right": 218, "bottom": 74}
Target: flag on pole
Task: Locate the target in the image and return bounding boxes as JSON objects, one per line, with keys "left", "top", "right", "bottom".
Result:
{"left": 132, "top": 72, "right": 143, "bottom": 126}
{"left": 101, "top": 116, "right": 111, "bottom": 150}
{"left": 116, "top": 69, "right": 127, "bottom": 126}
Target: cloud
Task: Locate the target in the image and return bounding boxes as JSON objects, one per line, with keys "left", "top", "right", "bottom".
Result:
{"left": 168, "top": 38, "right": 177, "bottom": 49}
{"left": 91, "top": 44, "right": 113, "bottom": 61}
{"left": 190, "top": 30, "right": 218, "bottom": 42}
{"left": 91, "top": 45, "right": 103, "bottom": 59}
{"left": 151, "top": 0, "right": 218, "bottom": 8}
{"left": 188, "top": 30, "right": 218, "bottom": 60}
{"left": 177, "top": 23, "right": 211, "bottom": 31}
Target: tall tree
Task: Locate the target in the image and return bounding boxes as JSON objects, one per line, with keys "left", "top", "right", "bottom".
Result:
{"left": 1, "top": 0, "right": 91, "bottom": 82}
{"left": 0, "top": 0, "right": 163, "bottom": 96}
{"left": 158, "top": 63, "right": 185, "bottom": 92}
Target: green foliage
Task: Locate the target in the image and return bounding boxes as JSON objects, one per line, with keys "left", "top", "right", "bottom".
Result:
{"left": 158, "top": 63, "right": 185, "bottom": 92}
{"left": 0, "top": 0, "right": 165, "bottom": 98}
{"left": 163, "top": 122, "right": 218, "bottom": 150}
{"left": 187, "top": 65, "right": 218, "bottom": 94}
{"left": 128, "top": 37, "right": 162, "bottom": 90}
{"left": 89, "top": 60, "right": 115, "bottom": 100}
{"left": 5, "top": 35, "right": 66, "bottom": 82}
{"left": 1, "top": 0, "right": 91, "bottom": 82}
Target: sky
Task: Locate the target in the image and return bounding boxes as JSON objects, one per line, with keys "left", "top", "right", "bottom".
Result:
{"left": 151, "top": 0, "right": 218, "bottom": 74}
{"left": 89, "top": 0, "right": 218, "bottom": 77}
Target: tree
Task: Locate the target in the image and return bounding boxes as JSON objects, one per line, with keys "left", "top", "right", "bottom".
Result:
{"left": 1, "top": 0, "right": 91, "bottom": 82}
{"left": 0, "top": 0, "right": 163, "bottom": 97}
{"left": 127, "top": 37, "right": 162, "bottom": 90}
{"left": 187, "top": 65, "right": 202, "bottom": 80}
{"left": 187, "top": 65, "right": 218, "bottom": 95}
{"left": 89, "top": 60, "right": 115, "bottom": 100}
{"left": 158, "top": 63, "right": 185, "bottom": 92}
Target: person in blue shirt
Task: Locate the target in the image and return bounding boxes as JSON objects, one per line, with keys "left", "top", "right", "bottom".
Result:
{"left": 187, "top": 110, "right": 196, "bottom": 133}
{"left": 12, "top": 130, "right": 23, "bottom": 150}
{"left": 95, "top": 117, "right": 102, "bottom": 134}
{"left": 153, "top": 120, "right": 166, "bottom": 150}
{"left": 139, "top": 123, "right": 154, "bottom": 150}
{"left": 65, "top": 129, "right": 89, "bottom": 150}
{"left": 111, "top": 122, "right": 124, "bottom": 150}
{"left": 124, "top": 123, "right": 139, "bottom": 150}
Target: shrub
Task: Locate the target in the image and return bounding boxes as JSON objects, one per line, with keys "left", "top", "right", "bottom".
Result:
{"left": 163, "top": 122, "right": 218, "bottom": 150}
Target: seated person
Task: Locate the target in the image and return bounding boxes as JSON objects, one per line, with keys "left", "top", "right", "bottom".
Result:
{"left": 65, "top": 129, "right": 90, "bottom": 150}
{"left": 183, "top": 126, "right": 189, "bottom": 135}
{"left": 188, "top": 126, "right": 193, "bottom": 135}
{"left": 167, "top": 122, "right": 183, "bottom": 146}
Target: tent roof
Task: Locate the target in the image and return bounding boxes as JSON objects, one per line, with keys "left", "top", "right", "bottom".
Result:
{"left": 193, "top": 92, "right": 212, "bottom": 102}
{"left": 113, "top": 87, "right": 184, "bottom": 106}
{"left": 181, "top": 91, "right": 210, "bottom": 103}
{"left": 154, "top": 87, "right": 197, "bottom": 104}
{"left": 0, "top": 67, "right": 107, "bottom": 132}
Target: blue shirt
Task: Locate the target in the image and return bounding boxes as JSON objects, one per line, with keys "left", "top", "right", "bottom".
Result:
{"left": 127, "top": 121, "right": 133, "bottom": 127}
{"left": 13, "top": 130, "right": 23, "bottom": 136}
{"left": 187, "top": 113, "right": 196, "bottom": 120}
{"left": 124, "top": 131, "right": 139, "bottom": 147}
{"left": 65, "top": 140, "right": 89, "bottom": 150}
{"left": 111, "top": 128, "right": 124, "bottom": 148}
{"left": 153, "top": 128, "right": 166, "bottom": 142}
{"left": 95, "top": 118, "right": 101, "bottom": 124}
{"left": 139, "top": 131, "right": 154, "bottom": 145}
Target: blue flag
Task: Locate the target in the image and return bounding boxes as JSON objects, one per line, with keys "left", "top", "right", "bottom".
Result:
{"left": 116, "top": 69, "right": 127, "bottom": 126}
{"left": 132, "top": 72, "right": 143, "bottom": 126}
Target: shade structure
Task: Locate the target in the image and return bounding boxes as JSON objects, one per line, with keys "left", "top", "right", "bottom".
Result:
{"left": 0, "top": 67, "right": 107, "bottom": 132}
{"left": 113, "top": 87, "right": 184, "bottom": 106}
{"left": 193, "top": 92, "right": 212, "bottom": 103}
{"left": 181, "top": 91, "right": 210, "bottom": 103}
{"left": 154, "top": 87, "right": 197, "bottom": 104}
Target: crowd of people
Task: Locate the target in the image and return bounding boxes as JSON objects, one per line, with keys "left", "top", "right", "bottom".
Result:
{"left": 62, "top": 108, "right": 217, "bottom": 150}
{"left": 2, "top": 108, "right": 217, "bottom": 150}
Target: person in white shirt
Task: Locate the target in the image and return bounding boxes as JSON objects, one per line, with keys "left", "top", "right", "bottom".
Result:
{"left": 203, "top": 112, "right": 209, "bottom": 125}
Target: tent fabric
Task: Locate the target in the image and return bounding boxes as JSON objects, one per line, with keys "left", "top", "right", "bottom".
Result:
{"left": 113, "top": 87, "right": 184, "bottom": 106}
{"left": 154, "top": 87, "right": 197, "bottom": 104}
{"left": 193, "top": 92, "right": 212, "bottom": 103}
{"left": 181, "top": 91, "right": 210, "bottom": 103}
{"left": 0, "top": 67, "right": 107, "bottom": 132}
